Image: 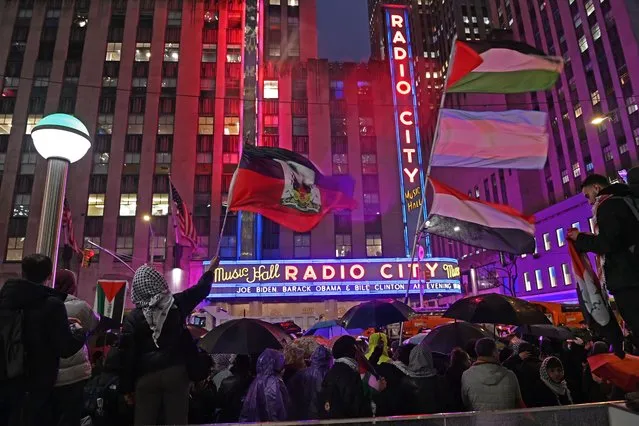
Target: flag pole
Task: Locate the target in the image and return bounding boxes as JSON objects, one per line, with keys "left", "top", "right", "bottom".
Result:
{"left": 86, "top": 240, "right": 135, "bottom": 274}
{"left": 399, "top": 36, "right": 458, "bottom": 339}
{"left": 215, "top": 160, "right": 241, "bottom": 258}
{"left": 168, "top": 174, "right": 181, "bottom": 246}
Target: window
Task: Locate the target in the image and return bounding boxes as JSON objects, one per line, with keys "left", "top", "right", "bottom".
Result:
{"left": 226, "top": 45, "right": 241, "bottom": 63}
{"left": 604, "top": 145, "right": 613, "bottom": 161}
{"left": 132, "top": 78, "right": 147, "bottom": 88}
{"left": 151, "top": 236, "right": 167, "bottom": 261}
{"left": 127, "top": 114, "right": 144, "bottom": 134}
{"left": 330, "top": 81, "right": 344, "bottom": 100}
{"left": 106, "top": 43, "right": 122, "bottom": 61}
{"left": 484, "top": 17, "right": 490, "bottom": 25}
{"left": 158, "top": 115, "right": 174, "bottom": 134}
{"left": 366, "top": 234, "right": 383, "bottom": 257}
{"left": 535, "top": 269, "right": 543, "bottom": 289}
{"left": 135, "top": 43, "right": 151, "bottom": 61}
{"left": 202, "top": 44, "right": 217, "bottom": 62}
{"left": 25, "top": 114, "right": 42, "bottom": 134}
{"left": 592, "top": 23, "right": 601, "bottom": 40}
{"left": 119, "top": 194, "right": 137, "bottom": 216}
{"left": 198, "top": 116, "right": 214, "bottom": 135}
{"left": 164, "top": 43, "right": 179, "bottom": 61}
{"left": 591, "top": 90, "right": 600, "bottom": 105}
{"left": 116, "top": 236, "right": 134, "bottom": 258}
{"left": 562, "top": 263, "right": 572, "bottom": 285}
{"left": 224, "top": 117, "right": 240, "bottom": 135}
{"left": 294, "top": 233, "right": 310, "bottom": 258}
{"left": 264, "top": 115, "right": 278, "bottom": 135}
{"left": 571, "top": 221, "right": 581, "bottom": 231}
{"left": 152, "top": 193, "right": 169, "bottom": 216}
{"left": 0, "top": 115, "right": 13, "bottom": 135}
{"left": 293, "top": 117, "right": 308, "bottom": 136}
{"left": 543, "top": 233, "right": 551, "bottom": 250}
{"left": 579, "top": 36, "right": 588, "bottom": 53}
{"left": 335, "top": 234, "right": 352, "bottom": 258}
{"left": 361, "top": 153, "right": 377, "bottom": 174}
{"left": 12, "top": 194, "right": 30, "bottom": 217}
{"left": 561, "top": 169, "right": 569, "bottom": 184}
{"left": 549, "top": 266, "right": 557, "bottom": 287}
{"left": 626, "top": 97, "right": 638, "bottom": 115}
{"left": 5, "top": 237, "right": 25, "bottom": 262}
{"left": 574, "top": 104, "right": 582, "bottom": 118}
{"left": 196, "top": 135, "right": 212, "bottom": 163}
{"left": 264, "top": 80, "right": 278, "bottom": 99}
{"left": 288, "top": 0, "right": 299, "bottom": 5}
{"left": 359, "top": 117, "right": 375, "bottom": 136}
{"left": 574, "top": 16, "right": 582, "bottom": 28}
{"left": 87, "top": 194, "right": 105, "bottom": 216}
{"left": 332, "top": 153, "right": 348, "bottom": 175}
{"left": 573, "top": 162, "right": 581, "bottom": 178}
{"left": 586, "top": 0, "right": 595, "bottom": 15}
{"left": 524, "top": 272, "right": 532, "bottom": 292}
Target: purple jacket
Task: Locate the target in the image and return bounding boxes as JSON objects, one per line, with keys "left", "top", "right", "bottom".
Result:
{"left": 288, "top": 346, "right": 332, "bottom": 419}
{"left": 239, "top": 349, "right": 290, "bottom": 422}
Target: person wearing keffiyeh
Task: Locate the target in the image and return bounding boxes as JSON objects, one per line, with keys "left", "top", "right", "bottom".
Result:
{"left": 119, "top": 258, "right": 218, "bottom": 425}
{"left": 539, "top": 356, "right": 573, "bottom": 406}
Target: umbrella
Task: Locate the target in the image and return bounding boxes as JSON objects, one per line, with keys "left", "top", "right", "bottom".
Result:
{"left": 304, "top": 320, "right": 363, "bottom": 339}
{"left": 420, "top": 322, "right": 491, "bottom": 354}
{"left": 443, "top": 294, "right": 551, "bottom": 325}
{"left": 276, "top": 320, "right": 302, "bottom": 334}
{"left": 404, "top": 332, "right": 429, "bottom": 345}
{"left": 199, "top": 318, "right": 287, "bottom": 355}
{"left": 515, "top": 324, "right": 574, "bottom": 340}
{"left": 588, "top": 353, "right": 639, "bottom": 393}
{"left": 187, "top": 324, "right": 208, "bottom": 339}
{"left": 340, "top": 299, "right": 415, "bottom": 330}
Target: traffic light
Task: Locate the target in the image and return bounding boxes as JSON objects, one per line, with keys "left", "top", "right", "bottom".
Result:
{"left": 81, "top": 249, "right": 95, "bottom": 268}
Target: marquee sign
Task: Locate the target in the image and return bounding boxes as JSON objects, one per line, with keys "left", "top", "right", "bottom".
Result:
{"left": 384, "top": 5, "right": 428, "bottom": 256}
{"left": 204, "top": 258, "right": 461, "bottom": 300}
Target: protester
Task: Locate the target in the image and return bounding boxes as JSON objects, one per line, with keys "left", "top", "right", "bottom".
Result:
{"left": 446, "top": 347, "right": 471, "bottom": 412}
{"left": 216, "top": 355, "right": 253, "bottom": 423}
{"left": 288, "top": 345, "right": 332, "bottom": 420}
{"left": 51, "top": 269, "right": 100, "bottom": 426}
{"left": 212, "top": 354, "right": 236, "bottom": 390}
{"left": 569, "top": 173, "right": 639, "bottom": 345}
{"left": 239, "top": 349, "right": 290, "bottom": 422}
{"left": 461, "top": 338, "right": 524, "bottom": 411}
{"left": 374, "top": 343, "right": 414, "bottom": 416}
{"left": 0, "top": 254, "right": 86, "bottom": 426}
{"left": 282, "top": 345, "right": 306, "bottom": 384}
{"left": 319, "top": 335, "right": 372, "bottom": 419}
{"left": 502, "top": 341, "right": 550, "bottom": 407}
{"left": 539, "top": 357, "right": 573, "bottom": 406}
{"left": 366, "top": 332, "right": 391, "bottom": 365}
{"left": 119, "top": 258, "right": 218, "bottom": 425}
{"left": 399, "top": 344, "right": 451, "bottom": 415}
{"left": 188, "top": 376, "right": 217, "bottom": 424}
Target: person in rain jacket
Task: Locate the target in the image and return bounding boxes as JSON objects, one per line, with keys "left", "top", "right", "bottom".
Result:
{"left": 445, "top": 347, "right": 471, "bottom": 412}
{"left": 216, "top": 355, "right": 253, "bottom": 423}
{"left": 461, "top": 338, "right": 524, "bottom": 411}
{"left": 319, "top": 335, "right": 372, "bottom": 419}
{"left": 538, "top": 357, "right": 574, "bottom": 406}
{"left": 399, "top": 344, "right": 451, "bottom": 415}
{"left": 52, "top": 269, "right": 100, "bottom": 426}
{"left": 119, "top": 259, "right": 217, "bottom": 425}
{"left": 288, "top": 345, "right": 332, "bottom": 420}
{"left": 374, "top": 343, "right": 415, "bottom": 416}
{"left": 365, "top": 332, "right": 391, "bottom": 364}
{"left": 239, "top": 348, "right": 290, "bottom": 422}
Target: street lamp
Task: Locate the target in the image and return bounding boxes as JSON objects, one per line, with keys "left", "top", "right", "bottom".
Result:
{"left": 31, "top": 113, "right": 91, "bottom": 283}
{"left": 591, "top": 115, "right": 611, "bottom": 125}
{"left": 143, "top": 214, "right": 155, "bottom": 264}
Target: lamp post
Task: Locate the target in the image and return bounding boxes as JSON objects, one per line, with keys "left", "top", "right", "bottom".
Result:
{"left": 591, "top": 114, "right": 612, "bottom": 125}
{"left": 143, "top": 214, "right": 154, "bottom": 264}
{"left": 31, "top": 114, "right": 91, "bottom": 283}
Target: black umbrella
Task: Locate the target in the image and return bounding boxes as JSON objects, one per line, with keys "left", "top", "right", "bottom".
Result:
{"left": 341, "top": 299, "right": 415, "bottom": 329}
{"left": 199, "top": 318, "right": 286, "bottom": 355}
{"left": 516, "top": 324, "right": 575, "bottom": 340}
{"left": 443, "top": 294, "right": 551, "bottom": 325}
{"left": 420, "top": 321, "right": 492, "bottom": 354}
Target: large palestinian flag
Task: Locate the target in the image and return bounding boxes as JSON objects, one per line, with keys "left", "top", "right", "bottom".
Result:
{"left": 228, "top": 144, "right": 356, "bottom": 232}
{"left": 447, "top": 39, "right": 563, "bottom": 93}
{"left": 431, "top": 109, "right": 549, "bottom": 169}
{"left": 94, "top": 280, "right": 127, "bottom": 324}
{"left": 425, "top": 178, "right": 536, "bottom": 254}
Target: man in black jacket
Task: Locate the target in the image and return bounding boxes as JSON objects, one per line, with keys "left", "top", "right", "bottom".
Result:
{"left": 0, "top": 254, "right": 86, "bottom": 425}
{"left": 568, "top": 174, "right": 639, "bottom": 344}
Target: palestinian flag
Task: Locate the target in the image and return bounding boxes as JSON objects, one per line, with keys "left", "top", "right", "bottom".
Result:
{"left": 425, "top": 178, "right": 535, "bottom": 254}
{"left": 94, "top": 280, "right": 127, "bottom": 324}
{"left": 431, "top": 109, "right": 549, "bottom": 169}
{"left": 447, "top": 39, "right": 563, "bottom": 93}
{"left": 228, "top": 144, "right": 356, "bottom": 232}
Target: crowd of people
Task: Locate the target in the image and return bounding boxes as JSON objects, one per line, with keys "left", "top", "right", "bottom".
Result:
{"left": 0, "top": 251, "right": 635, "bottom": 426}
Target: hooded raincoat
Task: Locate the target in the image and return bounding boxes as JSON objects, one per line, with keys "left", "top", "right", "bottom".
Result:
{"left": 398, "top": 345, "right": 451, "bottom": 415}
{"left": 288, "top": 345, "right": 332, "bottom": 420}
{"left": 239, "top": 349, "right": 290, "bottom": 422}
{"left": 365, "top": 333, "right": 391, "bottom": 364}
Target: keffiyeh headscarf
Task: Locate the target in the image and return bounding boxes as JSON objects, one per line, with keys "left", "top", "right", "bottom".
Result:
{"left": 132, "top": 265, "right": 175, "bottom": 347}
{"left": 540, "top": 356, "right": 573, "bottom": 404}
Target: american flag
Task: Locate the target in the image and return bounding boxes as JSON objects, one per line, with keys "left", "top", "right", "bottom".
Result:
{"left": 170, "top": 182, "right": 198, "bottom": 247}
{"left": 62, "top": 199, "right": 81, "bottom": 254}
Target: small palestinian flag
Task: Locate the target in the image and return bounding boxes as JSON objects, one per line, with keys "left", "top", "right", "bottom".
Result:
{"left": 94, "top": 280, "right": 127, "bottom": 324}
{"left": 447, "top": 39, "right": 563, "bottom": 93}
{"left": 228, "top": 144, "right": 356, "bottom": 232}
{"left": 425, "top": 178, "right": 536, "bottom": 255}
{"left": 431, "top": 109, "right": 549, "bottom": 169}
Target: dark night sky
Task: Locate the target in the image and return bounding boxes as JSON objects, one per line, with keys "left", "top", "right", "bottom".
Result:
{"left": 316, "top": 0, "right": 371, "bottom": 62}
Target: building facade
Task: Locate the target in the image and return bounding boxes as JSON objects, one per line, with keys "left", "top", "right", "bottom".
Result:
{"left": 0, "top": 0, "right": 461, "bottom": 325}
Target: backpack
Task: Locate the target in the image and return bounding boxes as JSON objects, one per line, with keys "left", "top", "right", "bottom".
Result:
{"left": 83, "top": 372, "right": 120, "bottom": 424}
{"left": 0, "top": 307, "right": 26, "bottom": 381}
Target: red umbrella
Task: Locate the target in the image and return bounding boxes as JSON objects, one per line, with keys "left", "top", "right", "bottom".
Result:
{"left": 588, "top": 353, "right": 639, "bottom": 392}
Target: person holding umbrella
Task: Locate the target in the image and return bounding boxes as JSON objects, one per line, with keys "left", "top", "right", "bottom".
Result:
{"left": 398, "top": 344, "right": 451, "bottom": 415}
{"left": 216, "top": 355, "right": 253, "bottom": 423}
{"left": 119, "top": 257, "right": 219, "bottom": 425}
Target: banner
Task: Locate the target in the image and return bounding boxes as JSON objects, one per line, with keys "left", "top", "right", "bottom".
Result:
{"left": 94, "top": 280, "right": 127, "bottom": 324}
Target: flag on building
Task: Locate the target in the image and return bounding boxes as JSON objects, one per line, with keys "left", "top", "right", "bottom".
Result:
{"left": 447, "top": 39, "right": 563, "bottom": 93}
{"left": 431, "top": 109, "right": 549, "bottom": 169}
{"left": 62, "top": 198, "right": 81, "bottom": 254}
{"left": 170, "top": 182, "right": 198, "bottom": 247}
{"left": 568, "top": 240, "right": 624, "bottom": 351}
{"left": 94, "top": 280, "right": 127, "bottom": 324}
{"left": 425, "top": 178, "right": 535, "bottom": 254}
{"left": 227, "top": 144, "right": 356, "bottom": 232}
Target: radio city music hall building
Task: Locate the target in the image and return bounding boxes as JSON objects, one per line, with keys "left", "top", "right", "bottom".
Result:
{"left": 0, "top": 0, "right": 461, "bottom": 327}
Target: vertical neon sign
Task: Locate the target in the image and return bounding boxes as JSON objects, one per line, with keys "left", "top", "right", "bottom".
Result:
{"left": 384, "top": 5, "right": 428, "bottom": 257}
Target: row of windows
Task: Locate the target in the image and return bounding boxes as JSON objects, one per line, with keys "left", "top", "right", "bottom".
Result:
{"left": 532, "top": 219, "right": 594, "bottom": 253}
{"left": 523, "top": 264, "right": 572, "bottom": 292}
